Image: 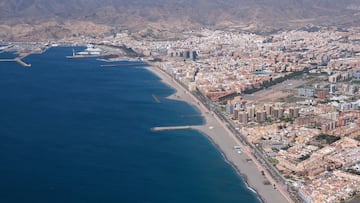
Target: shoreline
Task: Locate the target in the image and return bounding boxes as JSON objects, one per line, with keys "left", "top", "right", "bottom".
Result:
{"left": 146, "top": 64, "right": 293, "bottom": 203}
{"left": 203, "top": 131, "right": 266, "bottom": 203}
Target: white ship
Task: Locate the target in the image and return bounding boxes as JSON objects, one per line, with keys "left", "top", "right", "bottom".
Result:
{"left": 77, "top": 44, "right": 102, "bottom": 55}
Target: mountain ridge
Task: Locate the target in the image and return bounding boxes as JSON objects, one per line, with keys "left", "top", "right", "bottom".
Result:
{"left": 1, "top": 0, "right": 360, "bottom": 41}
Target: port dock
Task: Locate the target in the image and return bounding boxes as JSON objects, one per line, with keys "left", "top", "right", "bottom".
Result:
{"left": 151, "top": 126, "right": 194, "bottom": 132}
{"left": 66, "top": 55, "right": 89, "bottom": 58}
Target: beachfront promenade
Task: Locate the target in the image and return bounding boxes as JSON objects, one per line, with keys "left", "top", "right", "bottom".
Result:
{"left": 148, "top": 64, "right": 294, "bottom": 203}
{"left": 100, "top": 63, "right": 148, "bottom": 67}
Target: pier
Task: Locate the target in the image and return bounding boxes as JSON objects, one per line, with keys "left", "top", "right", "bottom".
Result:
{"left": 151, "top": 126, "right": 193, "bottom": 132}
{"left": 152, "top": 94, "right": 160, "bottom": 103}
{"left": 0, "top": 59, "right": 15, "bottom": 62}
{"left": 0, "top": 57, "right": 31, "bottom": 67}
{"left": 15, "top": 57, "right": 31, "bottom": 67}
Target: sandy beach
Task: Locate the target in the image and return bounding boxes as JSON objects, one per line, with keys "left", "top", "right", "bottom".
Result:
{"left": 146, "top": 65, "right": 293, "bottom": 203}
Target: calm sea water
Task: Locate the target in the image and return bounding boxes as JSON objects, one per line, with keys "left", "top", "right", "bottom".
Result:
{"left": 0, "top": 47, "right": 259, "bottom": 203}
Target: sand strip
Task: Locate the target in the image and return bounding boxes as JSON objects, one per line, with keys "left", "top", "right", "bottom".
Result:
{"left": 146, "top": 64, "right": 293, "bottom": 203}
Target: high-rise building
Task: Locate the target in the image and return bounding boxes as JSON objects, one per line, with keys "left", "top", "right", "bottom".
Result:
{"left": 278, "top": 108, "right": 285, "bottom": 118}
{"left": 329, "top": 84, "right": 336, "bottom": 94}
{"left": 264, "top": 104, "right": 273, "bottom": 117}
{"left": 247, "top": 105, "right": 256, "bottom": 121}
{"left": 272, "top": 108, "right": 284, "bottom": 119}
{"left": 190, "top": 51, "right": 198, "bottom": 61}
{"left": 239, "top": 111, "right": 248, "bottom": 124}
{"left": 289, "top": 107, "right": 300, "bottom": 119}
{"left": 233, "top": 109, "right": 239, "bottom": 120}
{"left": 256, "top": 111, "right": 267, "bottom": 122}
{"left": 226, "top": 103, "right": 234, "bottom": 115}
{"left": 185, "top": 50, "right": 190, "bottom": 58}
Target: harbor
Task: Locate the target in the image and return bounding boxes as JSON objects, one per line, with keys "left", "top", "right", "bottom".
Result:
{"left": 66, "top": 45, "right": 102, "bottom": 59}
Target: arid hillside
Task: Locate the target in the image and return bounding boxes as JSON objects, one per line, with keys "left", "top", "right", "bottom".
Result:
{"left": 1, "top": 0, "right": 360, "bottom": 40}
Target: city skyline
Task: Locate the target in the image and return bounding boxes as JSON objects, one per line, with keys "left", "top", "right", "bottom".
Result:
{"left": 1, "top": 1, "right": 360, "bottom": 203}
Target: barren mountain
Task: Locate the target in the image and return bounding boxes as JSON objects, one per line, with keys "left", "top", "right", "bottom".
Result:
{"left": 1, "top": 0, "right": 360, "bottom": 40}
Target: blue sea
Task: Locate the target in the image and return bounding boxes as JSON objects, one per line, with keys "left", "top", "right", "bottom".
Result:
{"left": 0, "top": 47, "right": 259, "bottom": 203}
